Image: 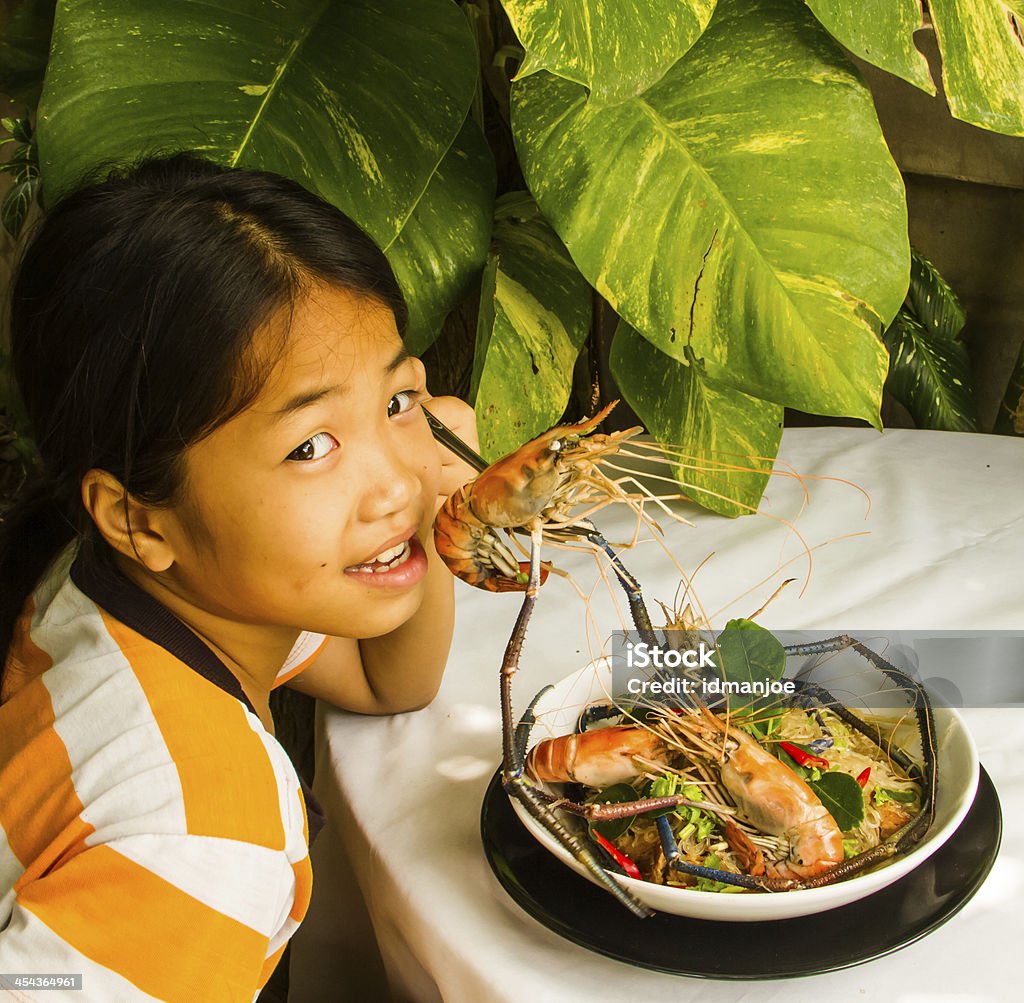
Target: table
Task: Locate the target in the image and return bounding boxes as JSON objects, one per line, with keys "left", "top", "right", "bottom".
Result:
{"left": 289, "top": 428, "right": 1023, "bottom": 1003}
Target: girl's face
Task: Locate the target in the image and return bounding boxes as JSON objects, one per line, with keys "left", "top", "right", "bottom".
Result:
{"left": 162, "top": 283, "right": 441, "bottom": 641}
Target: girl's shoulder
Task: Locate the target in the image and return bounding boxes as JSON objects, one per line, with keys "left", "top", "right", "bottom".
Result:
{"left": 1, "top": 552, "right": 308, "bottom": 855}
{"left": 0, "top": 556, "right": 313, "bottom": 1000}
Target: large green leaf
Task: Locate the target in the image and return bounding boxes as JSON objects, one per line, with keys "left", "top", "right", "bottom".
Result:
{"left": 471, "top": 191, "right": 591, "bottom": 459}
{"left": 38, "top": 0, "right": 476, "bottom": 232}
{"left": 803, "top": 0, "right": 934, "bottom": 93}
{"left": 499, "top": 0, "right": 717, "bottom": 105}
{"left": 512, "top": 0, "right": 903, "bottom": 426}
{"left": 610, "top": 322, "right": 781, "bottom": 516}
{"left": 390, "top": 119, "right": 495, "bottom": 355}
{"left": 929, "top": 0, "right": 1024, "bottom": 136}
{"left": 883, "top": 311, "right": 979, "bottom": 431}
{"left": 0, "top": 0, "right": 55, "bottom": 106}
{"left": 35, "top": 0, "right": 487, "bottom": 347}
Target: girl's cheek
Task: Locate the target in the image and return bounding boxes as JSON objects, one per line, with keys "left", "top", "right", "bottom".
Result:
{"left": 424, "top": 456, "right": 442, "bottom": 499}
{"left": 412, "top": 420, "right": 442, "bottom": 492}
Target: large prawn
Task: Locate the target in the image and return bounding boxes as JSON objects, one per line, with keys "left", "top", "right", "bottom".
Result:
{"left": 696, "top": 712, "right": 844, "bottom": 880}
{"left": 433, "top": 401, "right": 655, "bottom": 591}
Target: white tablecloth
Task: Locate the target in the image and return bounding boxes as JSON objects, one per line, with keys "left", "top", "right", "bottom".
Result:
{"left": 289, "top": 428, "right": 1023, "bottom": 1003}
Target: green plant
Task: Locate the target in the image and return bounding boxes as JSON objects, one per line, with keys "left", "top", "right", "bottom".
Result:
{"left": 0, "top": 111, "right": 39, "bottom": 235}
{"left": 2, "top": 0, "right": 1023, "bottom": 512}
{"left": 883, "top": 248, "right": 979, "bottom": 433}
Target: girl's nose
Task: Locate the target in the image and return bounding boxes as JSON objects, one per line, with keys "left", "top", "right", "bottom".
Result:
{"left": 357, "top": 440, "right": 420, "bottom": 523}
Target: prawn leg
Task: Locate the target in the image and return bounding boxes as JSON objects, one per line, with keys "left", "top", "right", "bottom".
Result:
{"left": 586, "top": 529, "right": 657, "bottom": 646}
{"left": 513, "top": 684, "right": 553, "bottom": 771}
{"left": 576, "top": 701, "right": 628, "bottom": 733}
{"left": 785, "top": 635, "right": 937, "bottom": 845}
{"left": 529, "top": 788, "right": 708, "bottom": 821}
{"left": 501, "top": 531, "right": 654, "bottom": 918}
{"left": 656, "top": 816, "right": 768, "bottom": 890}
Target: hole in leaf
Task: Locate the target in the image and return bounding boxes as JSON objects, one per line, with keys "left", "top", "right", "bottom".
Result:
{"left": 1010, "top": 11, "right": 1023, "bottom": 48}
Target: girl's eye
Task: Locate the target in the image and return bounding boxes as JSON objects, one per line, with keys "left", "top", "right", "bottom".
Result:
{"left": 388, "top": 390, "right": 421, "bottom": 419}
{"left": 286, "top": 431, "right": 338, "bottom": 462}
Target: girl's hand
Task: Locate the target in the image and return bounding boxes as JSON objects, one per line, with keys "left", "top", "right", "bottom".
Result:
{"left": 424, "top": 395, "right": 480, "bottom": 503}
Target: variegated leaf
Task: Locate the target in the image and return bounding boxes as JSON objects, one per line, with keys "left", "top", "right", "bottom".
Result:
{"left": 36, "top": 0, "right": 488, "bottom": 350}
{"left": 38, "top": 0, "right": 476, "bottom": 238}
{"left": 0, "top": 113, "right": 41, "bottom": 238}
{"left": 0, "top": 173, "right": 40, "bottom": 238}
{"left": 499, "top": 0, "right": 717, "bottom": 105}
{"left": 908, "top": 248, "right": 966, "bottom": 342}
{"left": 929, "top": 0, "right": 1024, "bottom": 136}
{"left": 803, "top": 0, "right": 934, "bottom": 93}
{"left": 512, "top": 0, "right": 903, "bottom": 426}
{"left": 610, "top": 321, "right": 782, "bottom": 517}
{"left": 389, "top": 119, "right": 495, "bottom": 355}
{"left": 884, "top": 310, "right": 979, "bottom": 431}
{"left": 472, "top": 192, "right": 591, "bottom": 459}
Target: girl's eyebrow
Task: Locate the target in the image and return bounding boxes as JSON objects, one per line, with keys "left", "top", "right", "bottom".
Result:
{"left": 271, "top": 345, "right": 412, "bottom": 420}
{"left": 386, "top": 345, "right": 412, "bottom": 373}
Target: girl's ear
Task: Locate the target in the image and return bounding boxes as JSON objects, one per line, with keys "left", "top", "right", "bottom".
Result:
{"left": 80, "top": 469, "right": 176, "bottom": 573}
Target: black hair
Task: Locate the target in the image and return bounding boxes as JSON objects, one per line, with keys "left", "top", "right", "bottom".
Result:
{"left": 0, "top": 153, "right": 407, "bottom": 663}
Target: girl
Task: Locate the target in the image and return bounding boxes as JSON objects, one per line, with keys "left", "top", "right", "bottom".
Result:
{"left": 0, "top": 154, "right": 478, "bottom": 1000}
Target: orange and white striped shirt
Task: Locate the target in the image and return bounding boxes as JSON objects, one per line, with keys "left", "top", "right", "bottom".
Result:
{"left": 0, "top": 545, "right": 327, "bottom": 1001}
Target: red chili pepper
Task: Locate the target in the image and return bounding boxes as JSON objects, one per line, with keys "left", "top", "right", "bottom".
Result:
{"left": 778, "top": 741, "right": 830, "bottom": 770}
{"left": 592, "top": 830, "right": 642, "bottom": 880}
{"left": 856, "top": 767, "right": 871, "bottom": 788}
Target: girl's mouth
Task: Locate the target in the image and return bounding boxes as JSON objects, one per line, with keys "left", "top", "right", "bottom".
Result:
{"left": 344, "top": 535, "right": 428, "bottom": 587}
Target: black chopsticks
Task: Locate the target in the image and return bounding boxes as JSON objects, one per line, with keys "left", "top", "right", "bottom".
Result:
{"left": 423, "top": 406, "right": 488, "bottom": 473}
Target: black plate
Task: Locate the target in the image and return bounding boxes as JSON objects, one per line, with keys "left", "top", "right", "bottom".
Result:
{"left": 480, "top": 768, "right": 1001, "bottom": 979}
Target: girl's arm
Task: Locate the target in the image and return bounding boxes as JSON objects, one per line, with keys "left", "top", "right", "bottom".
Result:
{"left": 285, "top": 396, "right": 478, "bottom": 714}
{"left": 284, "top": 544, "right": 453, "bottom": 714}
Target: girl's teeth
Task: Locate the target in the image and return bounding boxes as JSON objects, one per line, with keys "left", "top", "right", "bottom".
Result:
{"left": 374, "top": 542, "right": 406, "bottom": 563}
{"left": 349, "top": 540, "right": 412, "bottom": 573}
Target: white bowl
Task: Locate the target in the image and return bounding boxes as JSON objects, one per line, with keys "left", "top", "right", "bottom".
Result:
{"left": 511, "top": 660, "right": 980, "bottom": 922}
